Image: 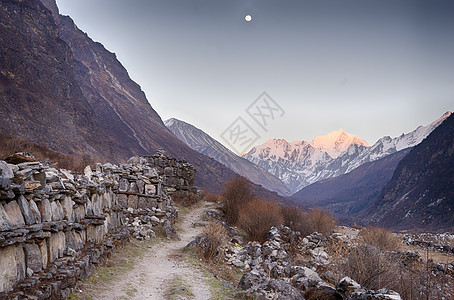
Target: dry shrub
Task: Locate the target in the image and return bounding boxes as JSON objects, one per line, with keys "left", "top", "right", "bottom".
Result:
{"left": 360, "top": 227, "right": 399, "bottom": 251}
{"left": 221, "top": 177, "right": 254, "bottom": 224}
{"left": 0, "top": 133, "right": 96, "bottom": 172}
{"left": 238, "top": 198, "right": 283, "bottom": 243}
{"left": 201, "top": 190, "right": 219, "bottom": 203}
{"left": 200, "top": 222, "right": 228, "bottom": 260}
{"left": 171, "top": 191, "right": 200, "bottom": 207}
{"left": 281, "top": 206, "right": 336, "bottom": 237}
{"left": 310, "top": 208, "right": 336, "bottom": 236}
{"left": 339, "top": 244, "right": 399, "bottom": 291}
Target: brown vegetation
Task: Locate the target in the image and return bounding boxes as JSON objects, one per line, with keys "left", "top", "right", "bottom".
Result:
{"left": 281, "top": 206, "right": 336, "bottom": 237}
{"left": 0, "top": 133, "right": 96, "bottom": 172}
{"left": 220, "top": 177, "right": 255, "bottom": 224}
{"left": 220, "top": 178, "right": 336, "bottom": 243}
{"left": 200, "top": 190, "right": 219, "bottom": 203}
{"left": 360, "top": 226, "right": 399, "bottom": 251}
{"left": 171, "top": 191, "right": 201, "bottom": 207}
{"left": 330, "top": 226, "right": 454, "bottom": 299}
{"left": 238, "top": 199, "right": 283, "bottom": 243}
{"left": 199, "top": 222, "right": 228, "bottom": 260}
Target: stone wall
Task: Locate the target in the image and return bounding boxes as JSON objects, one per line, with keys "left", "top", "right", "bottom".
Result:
{"left": 0, "top": 150, "right": 195, "bottom": 299}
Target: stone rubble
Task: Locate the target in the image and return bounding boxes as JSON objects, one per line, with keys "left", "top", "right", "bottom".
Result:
{"left": 402, "top": 232, "right": 454, "bottom": 254}
{"left": 0, "top": 150, "right": 195, "bottom": 299}
{"left": 222, "top": 225, "right": 403, "bottom": 300}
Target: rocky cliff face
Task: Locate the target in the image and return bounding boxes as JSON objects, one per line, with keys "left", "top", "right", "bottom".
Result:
{"left": 0, "top": 0, "right": 116, "bottom": 159}
{"left": 360, "top": 114, "right": 454, "bottom": 231}
{"left": 290, "top": 148, "right": 411, "bottom": 217}
{"left": 165, "top": 118, "right": 291, "bottom": 196}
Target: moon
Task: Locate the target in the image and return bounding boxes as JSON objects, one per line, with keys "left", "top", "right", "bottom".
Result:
{"left": 245, "top": 15, "right": 252, "bottom": 22}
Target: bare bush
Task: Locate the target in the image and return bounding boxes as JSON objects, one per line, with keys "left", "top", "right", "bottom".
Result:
{"left": 360, "top": 227, "right": 399, "bottom": 251}
{"left": 221, "top": 177, "right": 255, "bottom": 225}
{"left": 171, "top": 191, "right": 200, "bottom": 207}
{"left": 340, "top": 244, "right": 399, "bottom": 291}
{"left": 238, "top": 198, "right": 283, "bottom": 243}
{"left": 281, "top": 206, "right": 336, "bottom": 237}
{"left": 310, "top": 208, "right": 336, "bottom": 236}
{"left": 200, "top": 222, "right": 228, "bottom": 260}
{"left": 201, "top": 190, "right": 219, "bottom": 203}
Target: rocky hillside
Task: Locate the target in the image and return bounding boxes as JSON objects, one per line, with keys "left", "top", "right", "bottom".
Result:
{"left": 0, "top": 0, "right": 290, "bottom": 202}
{"left": 360, "top": 114, "right": 454, "bottom": 231}
{"left": 290, "top": 148, "right": 411, "bottom": 217}
{"left": 0, "top": 0, "right": 116, "bottom": 159}
{"left": 165, "top": 118, "right": 291, "bottom": 196}
{"left": 244, "top": 113, "right": 451, "bottom": 193}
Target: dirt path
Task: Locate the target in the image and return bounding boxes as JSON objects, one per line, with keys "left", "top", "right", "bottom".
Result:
{"left": 97, "top": 202, "right": 214, "bottom": 300}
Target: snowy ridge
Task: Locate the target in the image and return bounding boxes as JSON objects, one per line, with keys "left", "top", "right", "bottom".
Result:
{"left": 164, "top": 118, "right": 291, "bottom": 196}
{"left": 310, "top": 129, "right": 370, "bottom": 158}
{"left": 243, "top": 112, "right": 451, "bottom": 194}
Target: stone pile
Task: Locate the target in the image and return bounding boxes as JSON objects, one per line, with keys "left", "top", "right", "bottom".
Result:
{"left": 0, "top": 150, "right": 195, "bottom": 299}
{"left": 402, "top": 232, "right": 454, "bottom": 254}
{"left": 225, "top": 226, "right": 402, "bottom": 299}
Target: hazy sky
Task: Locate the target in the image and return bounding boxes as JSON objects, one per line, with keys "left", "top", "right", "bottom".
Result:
{"left": 57, "top": 0, "right": 453, "bottom": 153}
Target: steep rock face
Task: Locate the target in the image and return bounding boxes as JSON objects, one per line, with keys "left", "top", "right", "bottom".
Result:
{"left": 360, "top": 114, "right": 454, "bottom": 231}
{"left": 0, "top": 0, "right": 116, "bottom": 159}
{"left": 36, "top": 0, "right": 248, "bottom": 193}
{"left": 290, "top": 148, "right": 411, "bottom": 217}
{"left": 244, "top": 113, "right": 451, "bottom": 193}
{"left": 165, "top": 118, "right": 291, "bottom": 196}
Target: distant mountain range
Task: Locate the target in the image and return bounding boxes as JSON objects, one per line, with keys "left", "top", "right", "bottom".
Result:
{"left": 165, "top": 118, "right": 291, "bottom": 196}
{"left": 243, "top": 112, "right": 451, "bottom": 193}
{"left": 290, "top": 148, "right": 411, "bottom": 217}
{"left": 359, "top": 113, "right": 454, "bottom": 231}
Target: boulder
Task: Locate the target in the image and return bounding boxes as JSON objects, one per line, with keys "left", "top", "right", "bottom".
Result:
{"left": 29, "top": 200, "right": 42, "bottom": 224}
{"left": 0, "top": 204, "right": 13, "bottom": 231}
{"left": 24, "top": 243, "right": 43, "bottom": 273}
{"left": 247, "top": 279, "right": 305, "bottom": 300}
{"left": 18, "top": 195, "right": 35, "bottom": 225}
{"left": 0, "top": 244, "right": 26, "bottom": 293}
{"left": 3, "top": 200, "right": 25, "bottom": 227}
{"left": 38, "top": 198, "right": 52, "bottom": 222}
{"left": 0, "top": 161, "right": 14, "bottom": 179}
{"left": 127, "top": 195, "right": 138, "bottom": 209}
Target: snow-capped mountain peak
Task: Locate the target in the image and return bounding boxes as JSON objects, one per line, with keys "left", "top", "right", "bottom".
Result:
{"left": 243, "top": 112, "right": 451, "bottom": 194}
{"left": 309, "top": 129, "right": 370, "bottom": 159}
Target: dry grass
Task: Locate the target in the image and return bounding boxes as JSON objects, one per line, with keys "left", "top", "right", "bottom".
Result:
{"left": 360, "top": 227, "right": 399, "bottom": 251}
{"left": 281, "top": 206, "right": 336, "bottom": 237}
{"left": 171, "top": 190, "right": 201, "bottom": 207}
{"left": 200, "top": 222, "right": 228, "bottom": 260}
{"left": 330, "top": 226, "right": 454, "bottom": 300}
{"left": 201, "top": 190, "right": 219, "bottom": 203}
{"left": 0, "top": 133, "right": 96, "bottom": 172}
{"left": 238, "top": 198, "right": 283, "bottom": 243}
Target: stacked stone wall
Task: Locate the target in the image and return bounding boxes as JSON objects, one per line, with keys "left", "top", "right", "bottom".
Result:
{"left": 0, "top": 150, "right": 195, "bottom": 299}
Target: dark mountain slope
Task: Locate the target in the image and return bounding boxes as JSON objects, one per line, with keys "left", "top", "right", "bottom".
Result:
{"left": 165, "top": 118, "right": 291, "bottom": 196}
{"left": 360, "top": 114, "right": 454, "bottom": 231}
{"left": 290, "top": 148, "right": 411, "bottom": 217}
{"left": 0, "top": 0, "right": 118, "bottom": 159}
{"left": 0, "top": 0, "right": 289, "bottom": 202}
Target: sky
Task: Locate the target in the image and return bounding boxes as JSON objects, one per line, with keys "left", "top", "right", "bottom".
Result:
{"left": 56, "top": 0, "right": 454, "bottom": 153}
